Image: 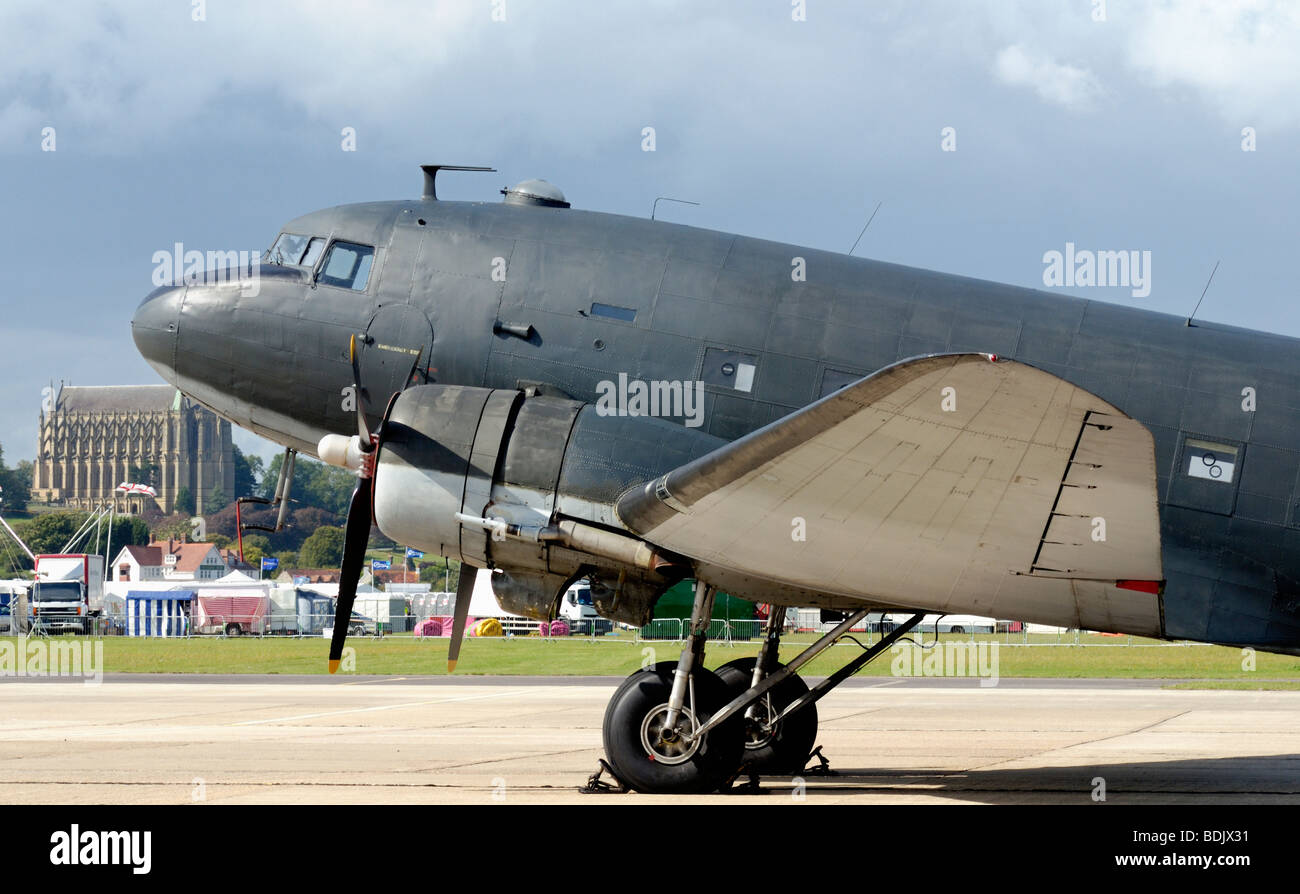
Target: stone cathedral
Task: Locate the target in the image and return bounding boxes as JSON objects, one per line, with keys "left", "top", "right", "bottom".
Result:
{"left": 31, "top": 385, "right": 234, "bottom": 515}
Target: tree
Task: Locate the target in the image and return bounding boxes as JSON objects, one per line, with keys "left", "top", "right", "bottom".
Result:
{"left": 299, "top": 525, "right": 345, "bottom": 568}
{"left": 232, "top": 445, "right": 263, "bottom": 499}
{"left": 242, "top": 544, "right": 265, "bottom": 570}
{"left": 259, "top": 453, "right": 355, "bottom": 517}
{"left": 174, "top": 486, "right": 194, "bottom": 516}
{"left": 128, "top": 461, "right": 159, "bottom": 489}
{"left": 17, "top": 511, "right": 148, "bottom": 564}
{"left": 241, "top": 534, "right": 270, "bottom": 571}
{"left": 418, "top": 557, "right": 457, "bottom": 591}
{"left": 22, "top": 512, "right": 84, "bottom": 555}
{"left": 105, "top": 516, "right": 151, "bottom": 553}
{"left": 0, "top": 443, "right": 32, "bottom": 510}
{"left": 151, "top": 513, "right": 192, "bottom": 541}
{"left": 207, "top": 486, "right": 229, "bottom": 513}
{"left": 0, "top": 516, "right": 35, "bottom": 572}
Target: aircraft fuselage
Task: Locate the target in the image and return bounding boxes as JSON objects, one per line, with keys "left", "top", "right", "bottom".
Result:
{"left": 131, "top": 193, "right": 1300, "bottom": 652}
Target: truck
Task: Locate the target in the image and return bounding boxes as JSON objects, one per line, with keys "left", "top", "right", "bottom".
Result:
{"left": 559, "top": 581, "right": 612, "bottom": 635}
{"left": 31, "top": 554, "right": 104, "bottom": 634}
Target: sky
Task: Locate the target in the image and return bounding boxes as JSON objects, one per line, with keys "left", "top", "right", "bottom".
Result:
{"left": 2, "top": 0, "right": 1298, "bottom": 465}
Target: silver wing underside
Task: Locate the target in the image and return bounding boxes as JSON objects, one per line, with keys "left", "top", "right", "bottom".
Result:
{"left": 618, "top": 354, "right": 1164, "bottom": 635}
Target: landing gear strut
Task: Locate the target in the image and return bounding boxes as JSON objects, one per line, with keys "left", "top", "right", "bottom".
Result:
{"left": 598, "top": 583, "right": 925, "bottom": 794}
{"left": 714, "top": 606, "right": 817, "bottom": 776}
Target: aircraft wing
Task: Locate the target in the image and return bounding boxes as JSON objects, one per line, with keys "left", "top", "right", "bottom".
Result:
{"left": 616, "top": 353, "right": 1165, "bottom": 634}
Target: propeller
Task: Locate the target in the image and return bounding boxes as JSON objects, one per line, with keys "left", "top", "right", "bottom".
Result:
{"left": 348, "top": 333, "right": 374, "bottom": 442}
{"left": 446, "top": 562, "right": 478, "bottom": 673}
{"left": 324, "top": 336, "right": 422, "bottom": 674}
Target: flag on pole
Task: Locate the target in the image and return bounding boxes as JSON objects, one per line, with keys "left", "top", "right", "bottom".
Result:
{"left": 404, "top": 547, "right": 424, "bottom": 559}
{"left": 116, "top": 482, "right": 158, "bottom": 496}
{"left": 261, "top": 556, "right": 279, "bottom": 571}
{"left": 371, "top": 559, "right": 391, "bottom": 571}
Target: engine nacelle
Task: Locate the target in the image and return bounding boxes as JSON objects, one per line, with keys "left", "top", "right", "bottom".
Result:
{"left": 372, "top": 384, "right": 722, "bottom": 624}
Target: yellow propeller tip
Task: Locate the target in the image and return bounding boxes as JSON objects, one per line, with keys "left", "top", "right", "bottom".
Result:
{"left": 447, "top": 660, "right": 457, "bottom": 674}
{"left": 328, "top": 660, "right": 340, "bottom": 674}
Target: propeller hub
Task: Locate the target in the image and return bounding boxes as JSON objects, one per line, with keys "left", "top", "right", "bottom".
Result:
{"left": 318, "top": 433, "right": 366, "bottom": 472}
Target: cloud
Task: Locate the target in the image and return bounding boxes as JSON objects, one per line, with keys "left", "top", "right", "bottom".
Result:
{"left": 993, "top": 44, "right": 1101, "bottom": 109}
{"left": 1122, "top": 0, "right": 1300, "bottom": 126}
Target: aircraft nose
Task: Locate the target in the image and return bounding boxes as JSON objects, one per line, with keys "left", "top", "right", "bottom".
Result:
{"left": 131, "top": 284, "right": 184, "bottom": 380}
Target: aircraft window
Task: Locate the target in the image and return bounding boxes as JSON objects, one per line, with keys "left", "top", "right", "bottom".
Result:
{"left": 301, "top": 237, "right": 326, "bottom": 268}
{"left": 1184, "top": 438, "right": 1237, "bottom": 484}
{"left": 269, "top": 233, "right": 309, "bottom": 265}
{"left": 591, "top": 302, "right": 637, "bottom": 322}
{"left": 319, "top": 241, "right": 375, "bottom": 291}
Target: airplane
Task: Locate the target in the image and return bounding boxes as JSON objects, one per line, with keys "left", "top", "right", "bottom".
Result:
{"left": 132, "top": 163, "right": 1300, "bottom": 794}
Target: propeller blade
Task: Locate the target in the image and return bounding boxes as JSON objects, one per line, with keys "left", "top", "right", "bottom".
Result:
{"left": 349, "top": 334, "right": 373, "bottom": 444}
{"left": 328, "top": 476, "right": 374, "bottom": 673}
{"left": 447, "top": 564, "right": 477, "bottom": 673}
{"left": 328, "top": 339, "right": 422, "bottom": 672}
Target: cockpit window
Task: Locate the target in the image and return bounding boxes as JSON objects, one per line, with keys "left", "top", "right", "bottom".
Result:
{"left": 269, "top": 233, "right": 310, "bottom": 266}
{"left": 300, "top": 237, "right": 326, "bottom": 268}
{"left": 318, "top": 241, "right": 375, "bottom": 291}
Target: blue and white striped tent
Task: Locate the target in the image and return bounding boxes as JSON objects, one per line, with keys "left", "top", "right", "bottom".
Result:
{"left": 126, "top": 590, "right": 194, "bottom": 637}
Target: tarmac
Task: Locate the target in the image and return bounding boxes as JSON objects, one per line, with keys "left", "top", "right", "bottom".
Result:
{"left": 1, "top": 675, "right": 1298, "bottom": 804}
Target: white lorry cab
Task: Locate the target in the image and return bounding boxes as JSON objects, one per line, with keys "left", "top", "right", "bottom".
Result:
{"left": 31, "top": 554, "right": 105, "bottom": 634}
{"left": 559, "top": 581, "right": 612, "bottom": 635}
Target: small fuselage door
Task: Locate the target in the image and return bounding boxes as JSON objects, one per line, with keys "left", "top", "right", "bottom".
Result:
{"left": 358, "top": 304, "right": 435, "bottom": 424}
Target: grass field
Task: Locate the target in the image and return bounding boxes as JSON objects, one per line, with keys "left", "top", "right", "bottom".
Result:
{"left": 3, "top": 632, "right": 1298, "bottom": 683}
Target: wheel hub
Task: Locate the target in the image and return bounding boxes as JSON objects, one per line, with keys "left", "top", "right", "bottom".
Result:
{"left": 742, "top": 697, "right": 778, "bottom": 750}
{"left": 640, "top": 703, "right": 702, "bottom": 765}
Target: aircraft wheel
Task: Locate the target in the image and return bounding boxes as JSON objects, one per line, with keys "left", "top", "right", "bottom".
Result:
{"left": 715, "top": 657, "right": 818, "bottom": 776}
{"left": 602, "top": 661, "right": 745, "bottom": 794}
{"left": 225, "top": 623, "right": 242, "bottom": 637}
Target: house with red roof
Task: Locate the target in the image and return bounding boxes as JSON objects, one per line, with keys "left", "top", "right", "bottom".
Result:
{"left": 110, "top": 538, "right": 231, "bottom": 582}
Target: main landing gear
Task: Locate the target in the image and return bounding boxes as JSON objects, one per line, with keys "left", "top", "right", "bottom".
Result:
{"left": 599, "top": 581, "right": 925, "bottom": 794}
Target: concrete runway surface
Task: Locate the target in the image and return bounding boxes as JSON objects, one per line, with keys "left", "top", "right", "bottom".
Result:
{"left": 1, "top": 676, "right": 1297, "bottom": 804}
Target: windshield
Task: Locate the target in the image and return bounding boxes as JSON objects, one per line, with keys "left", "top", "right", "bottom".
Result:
{"left": 575, "top": 589, "right": 593, "bottom": 606}
{"left": 33, "top": 581, "right": 82, "bottom": 602}
{"left": 267, "top": 232, "right": 326, "bottom": 267}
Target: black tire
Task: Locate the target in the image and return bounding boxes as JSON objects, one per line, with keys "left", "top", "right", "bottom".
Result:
{"left": 602, "top": 661, "right": 745, "bottom": 794}
{"left": 715, "top": 656, "right": 818, "bottom": 777}
{"left": 225, "top": 623, "right": 241, "bottom": 637}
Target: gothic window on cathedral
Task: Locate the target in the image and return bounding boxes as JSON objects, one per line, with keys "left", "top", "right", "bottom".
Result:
{"left": 318, "top": 241, "right": 375, "bottom": 292}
